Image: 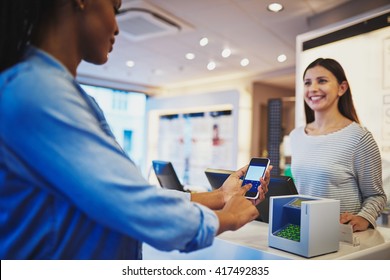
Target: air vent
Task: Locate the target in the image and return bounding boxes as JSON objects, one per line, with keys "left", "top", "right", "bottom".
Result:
{"left": 117, "top": 0, "right": 192, "bottom": 41}
{"left": 117, "top": 10, "right": 180, "bottom": 41}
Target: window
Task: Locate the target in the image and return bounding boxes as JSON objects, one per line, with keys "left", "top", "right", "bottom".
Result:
{"left": 81, "top": 84, "right": 147, "bottom": 166}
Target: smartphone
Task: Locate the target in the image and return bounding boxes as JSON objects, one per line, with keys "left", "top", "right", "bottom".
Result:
{"left": 242, "top": 157, "right": 270, "bottom": 199}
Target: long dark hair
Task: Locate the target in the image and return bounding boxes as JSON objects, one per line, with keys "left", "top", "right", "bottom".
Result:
{"left": 303, "top": 58, "right": 360, "bottom": 124}
{"left": 0, "top": 0, "right": 61, "bottom": 72}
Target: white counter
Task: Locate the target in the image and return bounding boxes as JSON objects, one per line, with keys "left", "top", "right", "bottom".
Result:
{"left": 143, "top": 220, "right": 390, "bottom": 260}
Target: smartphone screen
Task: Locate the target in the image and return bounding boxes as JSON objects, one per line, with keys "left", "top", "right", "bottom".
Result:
{"left": 242, "top": 158, "right": 270, "bottom": 199}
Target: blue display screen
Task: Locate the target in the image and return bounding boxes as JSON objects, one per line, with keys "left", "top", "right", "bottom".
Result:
{"left": 242, "top": 164, "right": 267, "bottom": 195}
{"left": 245, "top": 165, "right": 266, "bottom": 181}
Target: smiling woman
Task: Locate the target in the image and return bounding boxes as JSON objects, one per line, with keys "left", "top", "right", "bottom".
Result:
{"left": 289, "top": 58, "right": 386, "bottom": 232}
{"left": 302, "top": 58, "right": 360, "bottom": 127}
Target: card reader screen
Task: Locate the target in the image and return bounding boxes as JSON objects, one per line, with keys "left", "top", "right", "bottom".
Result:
{"left": 288, "top": 198, "right": 307, "bottom": 208}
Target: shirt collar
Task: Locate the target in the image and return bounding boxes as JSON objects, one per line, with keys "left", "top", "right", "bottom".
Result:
{"left": 26, "top": 46, "right": 75, "bottom": 81}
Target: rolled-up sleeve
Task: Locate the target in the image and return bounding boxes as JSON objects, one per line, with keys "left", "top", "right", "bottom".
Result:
{"left": 180, "top": 202, "right": 219, "bottom": 252}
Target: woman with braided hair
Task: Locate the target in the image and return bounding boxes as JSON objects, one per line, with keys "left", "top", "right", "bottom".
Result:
{"left": 0, "top": 0, "right": 271, "bottom": 259}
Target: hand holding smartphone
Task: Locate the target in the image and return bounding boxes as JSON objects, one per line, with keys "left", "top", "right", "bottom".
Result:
{"left": 242, "top": 157, "right": 270, "bottom": 199}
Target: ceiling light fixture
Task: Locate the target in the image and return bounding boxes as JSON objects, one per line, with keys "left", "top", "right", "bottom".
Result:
{"left": 207, "top": 61, "right": 216, "bottom": 71}
{"left": 240, "top": 58, "right": 249, "bottom": 67}
{"left": 126, "top": 60, "right": 135, "bottom": 67}
{"left": 199, "top": 37, "right": 209, "bottom": 47}
{"left": 185, "top": 53, "right": 195, "bottom": 60}
{"left": 152, "top": 69, "right": 163, "bottom": 75}
{"left": 267, "top": 3, "right": 284, "bottom": 12}
{"left": 221, "top": 48, "right": 231, "bottom": 58}
{"left": 277, "top": 54, "right": 287, "bottom": 62}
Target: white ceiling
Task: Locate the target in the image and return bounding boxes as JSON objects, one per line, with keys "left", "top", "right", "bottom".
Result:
{"left": 76, "top": 0, "right": 388, "bottom": 93}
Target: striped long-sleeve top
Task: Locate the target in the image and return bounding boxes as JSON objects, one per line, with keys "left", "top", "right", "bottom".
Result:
{"left": 290, "top": 122, "right": 386, "bottom": 227}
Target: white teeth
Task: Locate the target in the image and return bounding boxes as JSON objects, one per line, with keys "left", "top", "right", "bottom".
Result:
{"left": 310, "top": 96, "right": 322, "bottom": 101}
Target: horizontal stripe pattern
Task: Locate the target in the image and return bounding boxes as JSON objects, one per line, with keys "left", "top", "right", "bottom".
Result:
{"left": 290, "top": 122, "right": 386, "bottom": 227}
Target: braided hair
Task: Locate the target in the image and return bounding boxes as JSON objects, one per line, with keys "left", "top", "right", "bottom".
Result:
{"left": 0, "top": 0, "right": 61, "bottom": 72}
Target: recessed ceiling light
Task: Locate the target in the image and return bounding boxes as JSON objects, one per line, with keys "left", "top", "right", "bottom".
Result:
{"left": 207, "top": 61, "right": 216, "bottom": 71}
{"left": 152, "top": 69, "right": 163, "bottom": 75}
{"left": 126, "top": 60, "right": 135, "bottom": 68}
{"left": 221, "top": 48, "right": 231, "bottom": 58}
{"left": 267, "top": 3, "right": 284, "bottom": 12}
{"left": 199, "top": 37, "right": 209, "bottom": 47}
{"left": 185, "top": 53, "right": 195, "bottom": 60}
{"left": 277, "top": 54, "right": 287, "bottom": 62}
{"left": 240, "top": 58, "right": 250, "bottom": 67}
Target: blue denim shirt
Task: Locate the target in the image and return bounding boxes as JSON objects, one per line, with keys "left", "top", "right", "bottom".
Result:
{"left": 0, "top": 47, "right": 218, "bottom": 259}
